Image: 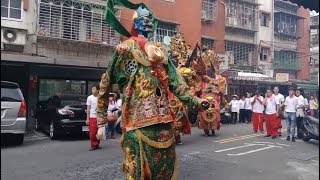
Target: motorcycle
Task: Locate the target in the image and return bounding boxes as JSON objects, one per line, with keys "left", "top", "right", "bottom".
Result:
{"left": 220, "top": 108, "right": 232, "bottom": 124}
{"left": 300, "top": 116, "right": 319, "bottom": 142}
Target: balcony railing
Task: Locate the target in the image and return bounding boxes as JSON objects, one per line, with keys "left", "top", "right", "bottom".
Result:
{"left": 225, "top": 1, "right": 259, "bottom": 31}
{"left": 202, "top": 0, "right": 217, "bottom": 22}
{"left": 273, "top": 58, "right": 300, "bottom": 70}
{"left": 37, "top": 0, "right": 120, "bottom": 46}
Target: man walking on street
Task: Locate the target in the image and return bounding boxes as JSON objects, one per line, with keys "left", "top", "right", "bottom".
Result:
{"left": 86, "top": 84, "right": 101, "bottom": 151}
{"left": 284, "top": 87, "right": 301, "bottom": 142}
{"left": 273, "top": 86, "right": 285, "bottom": 136}
{"left": 264, "top": 89, "right": 280, "bottom": 139}
{"left": 239, "top": 95, "right": 246, "bottom": 123}
{"left": 244, "top": 93, "right": 253, "bottom": 124}
{"left": 251, "top": 90, "right": 264, "bottom": 133}
{"left": 295, "top": 88, "right": 308, "bottom": 139}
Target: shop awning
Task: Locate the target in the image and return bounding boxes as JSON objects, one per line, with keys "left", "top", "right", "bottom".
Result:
{"left": 234, "top": 72, "right": 270, "bottom": 81}
{"left": 296, "top": 83, "right": 319, "bottom": 90}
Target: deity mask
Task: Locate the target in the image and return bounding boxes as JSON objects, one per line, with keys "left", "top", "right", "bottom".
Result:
{"left": 133, "top": 6, "right": 154, "bottom": 38}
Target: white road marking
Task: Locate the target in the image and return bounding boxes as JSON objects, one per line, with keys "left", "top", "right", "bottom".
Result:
{"left": 227, "top": 145, "right": 282, "bottom": 156}
{"left": 214, "top": 143, "right": 265, "bottom": 153}
{"left": 276, "top": 143, "right": 290, "bottom": 147}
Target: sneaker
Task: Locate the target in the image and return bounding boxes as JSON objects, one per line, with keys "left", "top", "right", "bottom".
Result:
{"left": 272, "top": 136, "right": 277, "bottom": 139}
{"left": 292, "top": 137, "right": 295, "bottom": 142}
{"left": 176, "top": 140, "right": 183, "bottom": 145}
{"left": 89, "top": 146, "right": 97, "bottom": 151}
{"left": 286, "top": 136, "right": 290, "bottom": 141}
{"left": 260, "top": 130, "right": 264, "bottom": 134}
{"left": 264, "top": 135, "right": 271, "bottom": 138}
{"left": 278, "top": 132, "right": 282, "bottom": 137}
{"left": 252, "top": 130, "right": 257, "bottom": 134}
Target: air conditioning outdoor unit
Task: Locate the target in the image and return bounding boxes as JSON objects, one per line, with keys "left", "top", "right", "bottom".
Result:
{"left": 1, "top": 28, "right": 26, "bottom": 46}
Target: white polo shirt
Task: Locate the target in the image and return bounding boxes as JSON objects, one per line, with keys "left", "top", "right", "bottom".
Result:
{"left": 274, "top": 93, "right": 285, "bottom": 104}
{"left": 86, "top": 95, "right": 98, "bottom": 118}
{"left": 239, "top": 99, "right": 245, "bottom": 110}
{"left": 229, "top": 100, "right": 239, "bottom": 113}
{"left": 251, "top": 96, "right": 264, "bottom": 113}
{"left": 244, "top": 97, "right": 252, "bottom": 110}
{"left": 296, "top": 95, "right": 307, "bottom": 117}
{"left": 265, "top": 95, "right": 280, "bottom": 115}
{"left": 284, "top": 96, "right": 301, "bottom": 113}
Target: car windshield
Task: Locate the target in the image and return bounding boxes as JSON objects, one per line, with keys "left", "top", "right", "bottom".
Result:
{"left": 1, "top": 87, "right": 24, "bottom": 102}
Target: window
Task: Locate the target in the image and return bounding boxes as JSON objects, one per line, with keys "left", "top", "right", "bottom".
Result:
{"left": 274, "top": 12, "right": 300, "bottom": 38}
{"left": 260, "top": 48, "right": 269, "bottom": 61}
{"left": 202, "top": 0, "right": 217, "bottom": 21}
{"left": 225, "top": 0, "right": 259, "bottom": 31}
{"left": 260, "top": 12, "right": 270, "bottom": 27}
{"left": 1, "top": 0, "right": 22, "bottom": 20}
{"left": 225, "top": 41, "right": 255, "bottom": 65}
{"left": 38, "top": 0, "right": 120, "bottom": 46}
{"left": 154, "top": 21, "right": 177, "bottom": 43}
{"left": 201, "top": 38, "right": 215, "bottom": 49}
{"left": 273, "top": 50, "right": 300, "bottom": 70}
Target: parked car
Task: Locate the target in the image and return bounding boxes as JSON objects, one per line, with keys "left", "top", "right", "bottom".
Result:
{"left": 34, "top": 94, "right": 88, "bottom": 140}
{"left": 1, "top": 81, "right": 27, "bottom": 145}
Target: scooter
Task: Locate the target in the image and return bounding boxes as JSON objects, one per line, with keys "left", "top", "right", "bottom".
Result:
{"left": 300, "top": 116, "right": 319, "bottom": 142}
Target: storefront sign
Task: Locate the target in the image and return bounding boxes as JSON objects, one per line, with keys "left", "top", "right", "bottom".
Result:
{"left": 275, "top": 73, "right": 289, "bottom": 82}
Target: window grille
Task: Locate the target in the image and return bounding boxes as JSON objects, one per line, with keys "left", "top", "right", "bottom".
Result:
{"left": 1, "top": 0, "right": 22, "bottom": 20}
{"left": 225, "top": 0, "right": 259, "bottom": 31}
{"left": 37, "top": 0, "right": 120, "bottom": 46}
{"left": 201, "top": 38, "right": 215, "bottom": 49}
{"left": 273, "top": 50, "right": 300, "bottom": 70}
{"left": 202, "top": 0, "right": 217, "bottom": 21}
{"left": 225, "top": 41, "right": 255, "bottom": 65}
{"left": 260, "top": 48, "right": 268, "bottom": 61}
{"left": 274, "top": 12, "right": 301, "bottom": 39}
{"left": 153, "top": 21, "right": 177, "bottom": 43}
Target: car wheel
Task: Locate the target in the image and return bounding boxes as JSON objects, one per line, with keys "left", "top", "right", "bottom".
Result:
{"left": 302, "top": 131, "right": 311, "bottom": 142}
{"left": 14, "top": 134, "right": 24, "bottom": 145}
{"left": 35, "top": 118, "right": 40, "bottom": 131}
{"left": 49, "top": 121, "right": 58, "bottom": 140}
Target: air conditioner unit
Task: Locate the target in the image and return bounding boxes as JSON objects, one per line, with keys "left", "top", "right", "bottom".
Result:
{"left": 1, "top": 28, "right": 26, "bottom": 46}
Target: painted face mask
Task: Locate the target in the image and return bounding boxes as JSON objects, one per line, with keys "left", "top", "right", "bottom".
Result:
{"left": 133, "top": 7, "right": 154, "bottom": 38}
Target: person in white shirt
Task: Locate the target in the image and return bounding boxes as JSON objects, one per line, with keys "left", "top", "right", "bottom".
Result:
{"left": 86, "top": 84, "right": 100, "bottom": 151}
{"left": 107, "top": 93, "right": 117, "bottom": 139}
{"left": 239, "top": 95, "right": 246, "bottom": 123}
{"left": 273, "top": 86, "right": 285, "bottom": 136}
{"left": 228, "top": 95, "right": 239, "bottom": 124}
{"left": 309, "top": 95, "right": 319, "bottom": 118}
{"left": 244, "top": 93, "right": 253, "bottom": 123}
{"left": 251, "top": 90, "right": 265, "bottom": 133}
{"left": 295, "top": 88, "right": 308, "bottom": 139}
{"left": 284, "top": 87, "right": 302, "bottom": 142}
{"left": 263, "top": 89, "right": 280, "bottom": 139}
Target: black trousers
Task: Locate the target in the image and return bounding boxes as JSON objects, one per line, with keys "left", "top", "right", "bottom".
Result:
{"left": 244, "top": 110, "right": 252, "bottom": 123}
{"left": 239, "top": 109, "right": 246, "bottom": 123}
{"left": 296, "top": 116, "right": 304, "bottom": 138}
{"left": 231, "top": 112, "right": 238, "bottom": 123}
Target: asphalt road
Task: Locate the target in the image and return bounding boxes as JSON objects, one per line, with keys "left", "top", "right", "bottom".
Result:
{"left": 1, "top": 121, "right": 319, "bottom": 180}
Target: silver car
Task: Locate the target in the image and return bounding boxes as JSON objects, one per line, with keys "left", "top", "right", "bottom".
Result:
{"left": 1, "top": 81, "right": 27, "bottom": 145}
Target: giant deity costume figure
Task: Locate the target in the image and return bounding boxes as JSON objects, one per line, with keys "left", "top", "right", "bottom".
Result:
{"left": 96, "top": 1, "right": 208, "bottom": 179}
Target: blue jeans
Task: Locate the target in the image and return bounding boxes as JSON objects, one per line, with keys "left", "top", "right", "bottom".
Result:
{"left": 286, "top": 112, "right": 297, "bottom": 138}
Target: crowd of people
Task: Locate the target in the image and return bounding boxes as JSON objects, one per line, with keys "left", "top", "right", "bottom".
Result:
{"left": 227, "top": 86, "right": 319, "bottom": 142}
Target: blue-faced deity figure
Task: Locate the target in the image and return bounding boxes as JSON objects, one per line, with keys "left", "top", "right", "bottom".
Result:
{"left": 133, "top": 6, "right": 154, "bottom": 38}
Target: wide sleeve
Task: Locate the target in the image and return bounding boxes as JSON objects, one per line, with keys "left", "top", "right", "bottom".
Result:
{"left": 165, "top": 59, "right": 201, "bottom": 107}
{"left": 96, "top": 48, "right": 128, "bottom": 125}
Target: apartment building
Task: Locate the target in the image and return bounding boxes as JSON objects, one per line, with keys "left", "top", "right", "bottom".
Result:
{"left": 309, "top": 14, "right": 319, "bottom": 84}
{"left": 1, "top": 0, "right": 120, "bottom": 131}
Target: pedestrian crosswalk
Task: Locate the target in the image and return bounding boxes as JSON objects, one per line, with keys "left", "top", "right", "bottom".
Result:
{"left": 213, "top": 129, "right": 287, "bottom": 144}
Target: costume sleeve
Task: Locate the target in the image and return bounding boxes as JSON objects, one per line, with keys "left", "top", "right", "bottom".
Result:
{"left": 166, "top": 59, "right": 200, "bottom": 107}
{"left": 96, "top": 48, "right": 128, "bottom": 125}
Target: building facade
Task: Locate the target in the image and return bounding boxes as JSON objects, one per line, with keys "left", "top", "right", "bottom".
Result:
{"left": 1, "top": 0, "right": 119, "bottom": 131}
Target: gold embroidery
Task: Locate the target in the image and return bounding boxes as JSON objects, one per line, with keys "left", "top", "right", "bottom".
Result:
{"left": 135, "top": 129, "right": 174, "bottom": 149}
{"left": 135, "top": 69, "right": 154, "bottom": 99}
